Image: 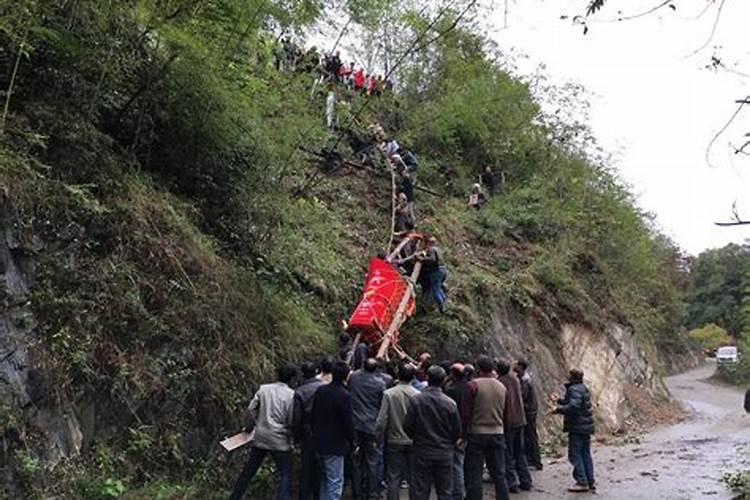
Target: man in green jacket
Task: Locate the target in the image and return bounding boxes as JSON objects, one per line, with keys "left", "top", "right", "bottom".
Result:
{"left": 375, "top": 364, "right": 420, "bottom": 500}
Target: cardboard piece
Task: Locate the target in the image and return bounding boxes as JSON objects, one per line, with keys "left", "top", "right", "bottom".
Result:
{"left": 220, "top": 432, "right": 252, "bottom": 452}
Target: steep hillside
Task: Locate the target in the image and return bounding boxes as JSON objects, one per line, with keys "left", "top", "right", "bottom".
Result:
{"left": 0, "top": 2, "right": 694, "bottom": 498}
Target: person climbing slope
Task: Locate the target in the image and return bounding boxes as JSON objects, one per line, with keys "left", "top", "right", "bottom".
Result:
{"left": 417, "top": 236, "right": 448, "bottom": 314}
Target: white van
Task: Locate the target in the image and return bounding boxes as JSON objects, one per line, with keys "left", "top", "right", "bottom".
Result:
{"left": 716, "top": 346, "right": 739, "bottom": 365}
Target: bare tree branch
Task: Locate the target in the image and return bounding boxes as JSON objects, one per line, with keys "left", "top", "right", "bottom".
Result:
{"left": 684, "top": 0, "right": 727, "bottom": 58}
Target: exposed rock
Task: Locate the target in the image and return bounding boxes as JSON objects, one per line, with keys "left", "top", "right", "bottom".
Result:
{"left": 0, "top": 191, "right": 83, "bottom": 494}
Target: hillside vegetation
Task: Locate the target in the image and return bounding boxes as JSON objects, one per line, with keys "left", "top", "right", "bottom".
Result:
{"left": 0, "top": 1, "right": 692, "bottom": 497}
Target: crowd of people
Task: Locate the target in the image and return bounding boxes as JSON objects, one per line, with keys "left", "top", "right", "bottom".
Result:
{"left": 229, "top": 354, "right": 596, "bottom": 500}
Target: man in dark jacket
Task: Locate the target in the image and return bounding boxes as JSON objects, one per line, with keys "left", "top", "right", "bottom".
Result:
{"left": 515, "top": 358, "right": 542, "bottom": 470}
{"left": 497, "top": 358, "right": 532, "bottom": 492}
{"left": 349, "top": 358, "right": 388, "bottom": 500}
{"left": 404, "top": 365, "right": 461, "bottom": 500}
{"left": 445, "top": 364, "right": 471, "bottom": 500}
{"left": 295, "top": 361, "right": 325, "bottom": 500}
{"left": 311, "top": 361, "right": 355, "bottom": 500}
{"left": 553, "top": 368, "right": 595, "bottom": 492}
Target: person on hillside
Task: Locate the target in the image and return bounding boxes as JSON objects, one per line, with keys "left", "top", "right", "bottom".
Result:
{"left": 339, "top": 61, "right": 353, "bottom": 85}
{"left": 312, "top": 361, "right": 355, "bottom": 500}
{"left": 417, "top": 237, "right": 448, "bottom": 314}
{"left": 327, "top": 51, "right": 342, "bottom": 80}
{"left": 326, "top": 86, "right": 337, "bottom": 130}
{"left": 349, "top": 358, "right": 389, "bottom": 500}
{"left": 395, "top": 193, "right": 415, "bottom": 237}
{"left": 399, "top": 171, "right": 416, "bottom": 221}
{"left": 464, "top": 355, "right": 510, "bottom": 500}
{"left": 480, "top": 166, "right": 498, "bottom": 196}
{"left": 467, "top": 183, "right": 487, "bottom": 210}
{"left": 515, "top": 358, "right": 542, "bottom": 470}
{"left": 401, "top": 149, "right": 419, "bottom": 173}
{"left": 497, "top": 358, "right": 532, "bottom": 492}
{"left": 552, "top": 368, "right": 596, "bottom": 493}
{"left": 444, "top": 364, "right": 472, "bottom": 500}
{"left": 381, "top": 138, "right": 400, "bottom": 160}
{"left": 230, "top": 364, "right": 298, "bottom": 500}
{"left": 295, "top": 362, "right": 325, "bottom": 500}
{"left": 404, "top": 366, "right": 462, "bottom": 500}
{"left": 375, "top": 364, "right": 420, "bottom": 500}
{"left": 354, "top": 68, "right": 366, "bottom": 92}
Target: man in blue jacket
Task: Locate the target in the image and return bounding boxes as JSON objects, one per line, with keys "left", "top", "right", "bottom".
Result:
{"left": 311, "top": 361, "right": 355, "bottom": 500}
{"left": 553, "top": 368, "right": 595, "bottom": 492}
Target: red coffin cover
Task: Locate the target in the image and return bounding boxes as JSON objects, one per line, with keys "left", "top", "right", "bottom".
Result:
{"left": 347, "top": 258, "right": 414, "bottom": 348}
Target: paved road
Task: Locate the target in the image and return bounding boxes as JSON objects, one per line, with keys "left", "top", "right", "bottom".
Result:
{"left": 402, "top": 362, "right": 750, "bottom": 499}
{"left": 519, "top": 362, "right": 750, "bottom": 499}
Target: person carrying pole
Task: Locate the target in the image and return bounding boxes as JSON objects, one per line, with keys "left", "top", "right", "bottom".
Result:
{"left": 417, "top": 236, "right": 448, "bottom": 314}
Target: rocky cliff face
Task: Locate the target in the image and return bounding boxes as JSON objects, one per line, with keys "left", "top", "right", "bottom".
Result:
{"left": 0, "top": 192, "right": 82, "bottom": 496}
{"left": 486, "top": 305, "right": 673, "bottom": 436}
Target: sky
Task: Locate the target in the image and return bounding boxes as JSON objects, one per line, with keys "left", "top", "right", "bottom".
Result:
{"left": 482, "top": 0, "right": 750, "bottom": 255}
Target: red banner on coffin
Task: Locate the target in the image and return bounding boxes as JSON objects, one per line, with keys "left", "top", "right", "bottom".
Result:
{"left": 347, "top": 258, "right": 415, "bottom": 350}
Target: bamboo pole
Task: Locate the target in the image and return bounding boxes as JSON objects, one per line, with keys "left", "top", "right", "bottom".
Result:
{"left": 376, "top": 261, "right": 422, "bottom": 359}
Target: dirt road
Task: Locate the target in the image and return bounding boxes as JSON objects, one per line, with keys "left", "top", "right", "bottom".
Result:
{"left": 517, "top": 361, "right": 750, "bottom": 499}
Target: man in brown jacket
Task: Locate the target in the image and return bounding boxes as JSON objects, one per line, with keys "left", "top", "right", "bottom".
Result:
{"left": 464, "top": 355, "right": 510, "bottom": 500}
{"left": 497, "top": 358, "right": 532, "bottom": 492}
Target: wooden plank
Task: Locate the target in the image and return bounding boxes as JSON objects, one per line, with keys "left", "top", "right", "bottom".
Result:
{"left": 220, "top": 432, "right": 253, "bottom": 452}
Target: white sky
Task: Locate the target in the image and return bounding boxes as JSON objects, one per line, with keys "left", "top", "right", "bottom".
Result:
{"left": 486, "top": 0, "right": 750, "bottom": 255}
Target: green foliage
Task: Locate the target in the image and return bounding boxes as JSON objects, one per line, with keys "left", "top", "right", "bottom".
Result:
{"left": 0, "top": 0, "right": 695, "bottom": 496}
{"left": 688, "top": 324, "right": 732, "bottom": 352}
{"left": 685, "top": 244, "right": 750, "bottom": 336}
{"left": 723, "top": 470, "right": 750, "bottom": 496}
{"left": 74, "top": 477, "right": 127, "bottom": 500}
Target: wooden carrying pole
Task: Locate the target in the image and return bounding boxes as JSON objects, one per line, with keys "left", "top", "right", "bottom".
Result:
{"left": 376, "top": 261, "right": 422, "bottom": 359}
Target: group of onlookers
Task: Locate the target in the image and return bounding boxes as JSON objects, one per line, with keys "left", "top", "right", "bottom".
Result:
{"left": 229, "top": 353, "right": 596, "bottom": 500}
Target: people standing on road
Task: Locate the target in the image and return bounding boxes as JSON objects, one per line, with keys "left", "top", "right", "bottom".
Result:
{"left": 515, "top": 358, "right": 542, "bottom": 470}
{"left": 464, "top": 355, "right": 510, "bottom": 500}
{"left": 317, "top": 358, "right": 333, "bottom": 384}
{"left": 497, "top": 358, "right": 532, "bottom": 493}
{"left": 404, "top": 365, "right": 462, "bottom": 500}
{"left": 230, "top": 364, "right": 298, "bottom": 500}
{"left": 294, "top": 362, "right": 325, "bottom": 500}
{"left": 552, "top": 368, "right": 596, "bottom": 493}
{"left": 417, "top": 236, "right": 448, "bottom": 314}
{"left": 444, "top": 364, "right": 472, "bottom": 500}
{"left": 311, "top": 361, "right": 355, "bottom": 500}
{"left": 375, "top": 364, "right": 420, "bottom": 500}
{"left": 349, "top": 358, "right": 389, "bottom": 500}
{"left": 410, "top": 352, "right": 432, "bottom": 392}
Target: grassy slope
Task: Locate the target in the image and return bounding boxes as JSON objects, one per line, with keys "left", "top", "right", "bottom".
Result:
{"left": 0, "top": 8, "right": 692, "bottom": 498}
